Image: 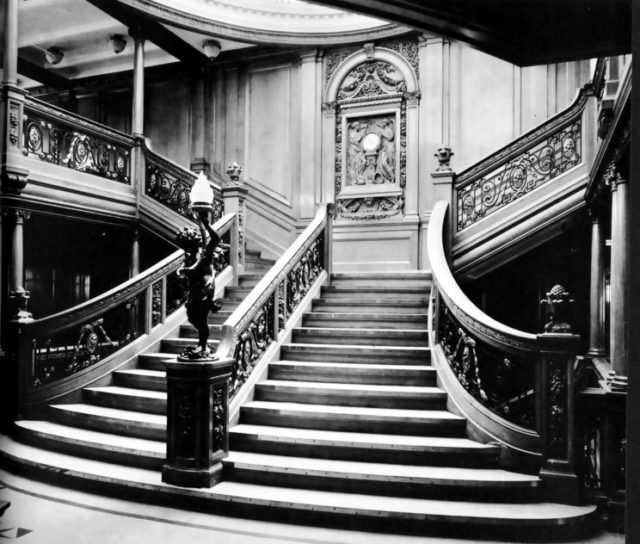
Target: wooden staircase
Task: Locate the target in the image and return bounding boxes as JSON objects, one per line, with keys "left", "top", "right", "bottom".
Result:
{"left": 1, "top": 271, "right": 598, "bottom": 541}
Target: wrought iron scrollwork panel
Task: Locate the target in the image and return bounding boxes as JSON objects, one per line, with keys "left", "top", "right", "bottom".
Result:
{"left": 166, "top": 271, "right": 188, "bottom": 316}
{"left": 230, "top": 297, "right": 274, "bottom": 399}
{"left": 286, "top": 236, "right": 323, "bottom": 317}
{"left": 32, "top": 290, "right": 147, "bottom": 387}
{"left": 437, "top": 294, "right": 536, "bottom": 428}
{"left": 456, "top": 120, "right": 582, "bottom": 230}
{"left": 23, "top": 112, "right": 130, "bottom": 183}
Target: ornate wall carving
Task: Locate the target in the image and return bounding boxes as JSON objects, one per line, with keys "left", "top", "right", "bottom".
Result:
{"left": 337, "top": 61, "right": 406, "bottom": 101}
{"left": 345, "top": 115, "right": 396, "bottom": 187}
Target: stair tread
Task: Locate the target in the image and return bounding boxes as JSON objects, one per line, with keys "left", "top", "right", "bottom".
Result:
{"left": 283, "top": 343, "right": 429, "bottom": 352}
{"left": 225, "top": 451, "right": 539, "bottom": 484}
{"left": 305, "top": 312, "right": 428, "bottom": 319}
{"left": 271, "top": 361, "right": 433, "bottom": 372}
{"left": 138, "top": 352, "right": 177, "bottom": 360}
{"left": 294, "top": 327, "right": 428, "bottom": 335}
{"left": 15, "top": 420, "right": 164, "bottom": 453}
{"left": 115, "top": 369, "right": 166, "bottom": 378}
{"left": 230, "top": 424, "right": 490, "bottom": 449}
{"left": 85, "top": 386, "right": 166, "bottom": 400}
{"left": 50, "top": 403, "right": 166, "bottom": 425}
{"left": 258, "top": 380, "right": 445, "bottom": 394}
{"left": 243, "top": 401, "right": 463, "bottom": 420}
{"left": 0, "top": 436, "right": 595, "bottom": 525}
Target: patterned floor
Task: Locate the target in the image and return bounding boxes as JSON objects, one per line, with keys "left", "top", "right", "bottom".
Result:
{"left": 0, "top": 469, "right": 625, "bottom": 544}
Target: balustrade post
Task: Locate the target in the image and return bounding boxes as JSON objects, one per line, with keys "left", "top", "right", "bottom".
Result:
{"left": 323, "top": 203, "right": 334, "bottom": 277}
{"left": 162, "top": 357, "right": 234, "bottom": 488}
{"left": 536, "top": 333, "right": 581, "bottom": 504}
{"left": 223, "top": 163, "right": 247, "bottom": 276}
{"left": 430, "top": 148, "right": 455, "bottom": 261}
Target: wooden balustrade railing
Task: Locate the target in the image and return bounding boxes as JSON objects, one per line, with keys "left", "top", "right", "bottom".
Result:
{"left": 454, "top": 86, "right": 593, "bottom": 232}
{"left": 143, "top": 143, "right": 224, "bottom": 223}
{"left": 9, "top": 213, "right": 237, "bottom": 414}
{"left": 22, "top": 96, "right": 135, "bottom": 184}
{"left": 216, "top": 203, "right": 333, "bottom": 398}
{"left": 428, "top": 200, "right": 582, "bottom": 501}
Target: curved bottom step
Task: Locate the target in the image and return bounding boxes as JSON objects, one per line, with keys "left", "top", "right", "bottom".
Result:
{"left": 0, "top": 436, "right": 599, "bottom": 542}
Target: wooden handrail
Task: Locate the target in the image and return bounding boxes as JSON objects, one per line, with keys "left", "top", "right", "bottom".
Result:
{"left": 217, "top": 203, "right": 330, "bottom": 360}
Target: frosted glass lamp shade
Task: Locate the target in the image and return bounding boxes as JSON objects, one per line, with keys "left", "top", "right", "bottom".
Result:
{"left": 189, "top": 172, "right": 214, "bottom": 211}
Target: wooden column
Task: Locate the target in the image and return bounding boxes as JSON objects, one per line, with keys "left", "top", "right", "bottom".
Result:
{"left": 8, "top": 209, "right": 32, "bottom": 320}
{"left": 610, "top": 169, "right": 629, "bottom": 379}
{"left": 588, "top": 211, "right": 607, "bottom": 356}
{"left": 130, "top": 227, "right": 140, "bottom": 278}
{"left": 3, "top": 0, "right": 18, "bottom": 85}
{"left": 223, "top": 163, "right": 247, "bottom": 277}
{"left": 130, "top": 30, "right": 145, "bottom": 138}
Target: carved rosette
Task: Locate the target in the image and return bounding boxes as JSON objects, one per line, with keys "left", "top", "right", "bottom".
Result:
{"left": 212, "top": 387, "right": 226, "bottom": 453}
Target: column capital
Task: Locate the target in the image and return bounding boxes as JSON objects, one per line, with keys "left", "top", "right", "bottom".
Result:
{"left": 10, "top": 208, "right": 31, "bottom": 223}
{"left": 128, "top": 26, "right": 146, "bottom": 43}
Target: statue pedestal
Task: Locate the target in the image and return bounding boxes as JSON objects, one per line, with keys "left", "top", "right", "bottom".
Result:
{"left": 162, "top": 358, "right": 234, "bottom": 488}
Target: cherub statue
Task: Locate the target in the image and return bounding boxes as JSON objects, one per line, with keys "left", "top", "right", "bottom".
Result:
{"left": 175, "top": 209, "right": 222, "bottom": 360}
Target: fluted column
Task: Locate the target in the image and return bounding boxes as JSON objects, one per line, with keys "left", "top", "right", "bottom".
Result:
{"left": 588, "top": 210, "right": 607, "bottom": 356}
{"left": 609, "top": 165, "right": 629, "bottom": 379}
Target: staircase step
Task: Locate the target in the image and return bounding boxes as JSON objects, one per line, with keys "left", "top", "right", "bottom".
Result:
{"left": 281, "top": 344, "right": 430, "bottom": 365}
{"left": 137, "top": 352, "right": 177, "bottom": 370}
{"left": 320, "top": 292, "right": 430, "bottom": 304}
{"left": 269, "top": 361, "right": 436, "bottom": 385}
{"left": 14, "top": 420, "right": 164, "bottom": 469}
{"left": 83, "top": 386, "right": 166, "bottom": 414}
{"left": 292, "top": 327, "right": 428, "bottom": 347}
{"left": 113, "top": 369, "right": 166, "bottom": 391}
{"left": 179, "top": 323, "right": 223, "bottom": 338}
{"left": 230, "top": 424, "right": 499, "bottom": 466}
{"left": 48, "top": 403, "right": 166, "bottom": 441}
{"left": 303, "top": 312, "right": 428, "bottom": 330}
{"left": 322, "top": 285, "right": 429, "bottom": 296}
{"left": 160, "top": 337, "right": 219, "bottom": 354}
{"left": 255, "top": 380, "right": 447, "bottom": 409}
{"left": 312, "top": 300, "right": 428, "bottom": 313}
{"left": 238, "top": 273, "right": 265, "bottom": 285}
{"left": 208, "top": 310, "right": 233, "bottom": 324}
{"left": 224, "top": 451, "right": 542, "bottom": 501}
{"left": 225, "top": 286, "right": 255, "bottom": 298}
{"left": 240, "top": 401, "right": 465, "bottom": 436}
{"left": 330, "top": 274, "right": 431, "bottom": 288}
{"left": 0, "top": 437, "right": 597, "bottom": 541}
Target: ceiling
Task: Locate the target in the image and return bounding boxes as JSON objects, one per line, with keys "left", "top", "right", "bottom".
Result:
{"left": 11, "top": 0, "right": 632, "bottom": 89}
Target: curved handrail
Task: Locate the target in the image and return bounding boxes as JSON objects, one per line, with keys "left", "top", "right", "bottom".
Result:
{"left": 428, "top": 200, "right": 537, "bottom": 354}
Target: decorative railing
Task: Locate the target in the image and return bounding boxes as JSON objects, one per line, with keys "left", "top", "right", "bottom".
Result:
{"left": 144, "top": 144, "right": 224, "bottom": 223}
{"left": 454, "top": 88, "right": 591, "bottom": 231}
{"left": 12, "top": 213, "right": 237, "bottom": 406}
{"left": 428, "top": 200, "right": 581, "bottom": 494}
{"left": 216, "top": 204, "right": 332, "bottom": 398}
{"left": 21, "top": 96, "right": 135, "bottom": 184}
{"left": 575, "top": 360, "right": 626, "bottom": 528}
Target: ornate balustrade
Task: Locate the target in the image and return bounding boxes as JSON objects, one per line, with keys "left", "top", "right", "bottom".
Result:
{"left": 9, "top": 213, "right": 237, "bottom": 413}
{"left": 21, "top": 96, "right": 135, "bottom": 184}
{"left": 216, "top": 204, "right": 332, "bottom": 398}
{"left": 144, "top": 144, "right": 224, "bottom": 223}
{"left": 428, "top": 200, "right": 582, "bottom": 500}
{"left": 454, "top": 88, "right": 592, "bottom": 232}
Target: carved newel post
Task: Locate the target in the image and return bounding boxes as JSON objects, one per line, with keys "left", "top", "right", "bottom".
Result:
{"left": 537, "top": 285, "right": 581, "bottom": 504}
{"left": 162, "top": 173, "right": 233, "bottom": 488}
{"left": 222, "top": 162, "right": 247, "bottom": 275}
{"left": 430, "top": 146, "right": 455, "bottom": 256}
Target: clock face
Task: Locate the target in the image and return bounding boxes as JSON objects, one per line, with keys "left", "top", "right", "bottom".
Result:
{"left": 362, "top": 132, "right": 380, "bottom": 151}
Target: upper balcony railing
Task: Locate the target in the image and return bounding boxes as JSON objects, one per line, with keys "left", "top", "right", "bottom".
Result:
{"left": 454, "top": 86, "right": 593, "bottom": 233}
{"left": 21, "top": 95, "right": 135, "bottom": 184}
{"left": 144, "top": 142, "right": 224, "bottom": 223}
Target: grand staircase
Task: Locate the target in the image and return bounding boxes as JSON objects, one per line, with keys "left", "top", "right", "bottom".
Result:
{"left": 1, "top": 271, "right": 597, "bottom": 541}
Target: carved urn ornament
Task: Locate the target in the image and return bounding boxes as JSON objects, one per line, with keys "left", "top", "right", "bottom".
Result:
{"left": 435, "top": 146, "right": 454, "bottom": 172}
{"left": 540, "top": 284, "right": 575, "bottom": 333}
